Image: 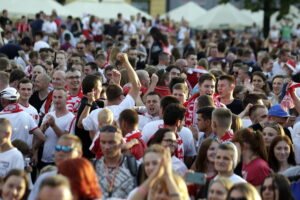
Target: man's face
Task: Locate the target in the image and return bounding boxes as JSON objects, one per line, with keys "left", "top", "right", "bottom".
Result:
{"left": 280, "top": 52, "right": 290, "bottom": 63}
{"left": 172, "top": 89, "right": 187, "bottom": 104}
{"left": 76, "top": 44, "right": 85, "bottom": 55}
{"left": 269, "top": 116, "right": 288, "bottom": 126}
{"left": 217, "top": 79, "right": 232, "bottom": 98}
{"left": 54, "top": 139, "right": 81, "bottom": 165}
{"left": 237, "top": 70, "right": 247, "bottom": 82}
{"left": 53, "top": 89, "right": 67, "bottom": 109}
{"left": 18, "top": 83, "right": 33, "bottom": 101}
{"left": 68, "top": 56, "right": 81, "bottom": 64}
{"left": 177, "top": 60, "right": 188, "bottom": 73}
{"left": 100, "top": 132, "right": 122, "bottom": 159}
{"left": 32, "top": 67, "right": 43, "bottom": 81}
{"left": 83, "top": 65, "right": 92, "bottom": 75}
{"left": 105, "top": 70, "right": 113, "bottom": 83}
{"left": 128, "top": 49, "right": 138, "bottom": 60}
{"left": 197, "top": 114, "right": 209, "bottom": 132}
{"left": 199, "top": 79, "right": 215, "bottom": 96}
{"left": 145, "top": 95, "right": 160, "bottom": 116}
{"left": 252, "top": 108, "right": 268, "bottom": 124}
{"left": 38, "top": 185, "right": 72, "bottom": 200}
{"left": 272, "top": 78, "right": 284, "bottom": 95}
{"left": 169, "top": 68, "right": 181, "bottom": 79}
{"left": 35, "top": 75, "right": 48, "bottom": 91}
{"left": 66, "top": 71, "right": 81, "bottom": 90}
{"left": 56, "top": 54, "right": 66, "bottom": 67}
{"left": 215, "top": 149, "right": 234, "bottom": 174}
{"left": 52, "top": 72, "right": 66, "bottom": 89}
{"left": 187, "top": 55, "right": 197, "bottom": 68}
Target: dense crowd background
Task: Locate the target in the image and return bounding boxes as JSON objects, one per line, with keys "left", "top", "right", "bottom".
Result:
{"left": 0, "top": 7, "right": 300, "bottom": 200}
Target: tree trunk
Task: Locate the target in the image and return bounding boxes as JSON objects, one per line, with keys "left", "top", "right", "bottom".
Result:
{"left": 263, "top": 0, "right": 271, "bottom": 39}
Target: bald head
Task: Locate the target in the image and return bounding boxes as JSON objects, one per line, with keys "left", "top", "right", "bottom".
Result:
{"left": 52, "top": 70, "right": 66, "bottom": 89}
{"left": 175, "top": 59, "right": 188, "bottom": 73}
{"left": 136, "top": 70, "right": 150, "bottom": 87}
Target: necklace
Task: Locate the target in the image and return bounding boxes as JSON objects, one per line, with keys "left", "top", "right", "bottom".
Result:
{"left": 104, "top": 157, "right": 121, "bottom": 197}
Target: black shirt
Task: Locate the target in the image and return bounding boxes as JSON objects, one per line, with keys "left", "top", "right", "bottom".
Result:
{"left": 29, "top": 91, "right": 48, "bottom": 114}
{"left": 225, "top": 99, "right": 244, "bottom": 115}
{"left": 75, "top": 97, "right": 104, "bottom": 158}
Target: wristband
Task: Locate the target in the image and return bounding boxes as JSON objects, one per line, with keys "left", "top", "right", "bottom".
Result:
{"left": 85, "top": 103, "right": 92, "bottom": 107}
{"left": 137, "top": 186, "right": 148, "bottom": 195}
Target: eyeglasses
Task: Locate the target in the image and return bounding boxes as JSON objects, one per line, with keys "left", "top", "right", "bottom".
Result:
{"left": 228, "top": 198, "right": 247, "bottom": 200}
{"left": 162, "top": 139, "right": 178, "bottom": 145}
{"left": 67, "top": 76, "right": 81, "bottom": 80}
{"left": 99, "top": 125, "right": 119, "bottom": 133}
{"left": 55, "top": 145, "right": 74, "bottom": 153}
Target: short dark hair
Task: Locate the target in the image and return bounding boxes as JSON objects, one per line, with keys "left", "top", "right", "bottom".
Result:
{"left": 85, "top": 62, "right": 98, "bottom": 71}
{"left": 119, "top": 109, "right": 139, "bottom": 128}
{"left": 166, "top": 65, "right": 181, "bottom": 73}
{"left": 163, "top": 103, "right": 186, "bottom": 126}
{"left": 218, "top": 74, "right": 235, "bottom": 85}
{"left": 197, "top": 95, "right": 214, "bottom": 109}
{"left": 146, "top": 91, "right": 161, "bottom": 98}
{"left": 106, "top": 84, "right": 123, "bottom": 102}
{"left": 249, "top": 104, "right": 267, "bottom": 118}
{"left": 197, "top": 106, "right": 215, "bottom": 121}
{"left": 147, "top": 128, "right": 171, "bottom": 146}
{"left": 242, "top": 93, "right": 262, "bottom": 109}
{"left": 9, "top": 69, "right": 26, "bottom": 84}
{"left": 160, "top": 95, "right": 180, "bottom": 113}
{"left": 17, "top": 78, "right": 32, "bottom": 89}
{"left": 169, "top": 77, "right": 185, "bottom": 91}
{"left": 82, "top": 75, "right": 101, "bottom": 95}
{"left": 39, "top": 175, "right": 70, "bottom": 191}
{"left": 198, "top": 73, "right": 216, "bottom": 86}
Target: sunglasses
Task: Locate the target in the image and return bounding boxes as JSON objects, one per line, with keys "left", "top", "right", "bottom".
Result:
{"left": 99, "top": 125, "right": 118, "bottom": 133}
{"left": 55, "top": 145, "right": 74, "bottom": 153}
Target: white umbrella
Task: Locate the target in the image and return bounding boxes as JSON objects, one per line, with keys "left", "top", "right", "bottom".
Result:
{"left": 191, "top": 3, "right": 254, "bottom": 30}
{"left": 161, "top": 1, "right": 206, "bottom": 23}
{"left": 242, "top": 9, "right": 264, "bottom": 28}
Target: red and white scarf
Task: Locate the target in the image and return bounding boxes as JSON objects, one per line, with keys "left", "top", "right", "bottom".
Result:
{"left": 281, "top": 82, "right": 300, "bottom": 110}
{"left": 125, "top": 130, "right": 142, "bottom": 142}
{"left": 1, "top": 103, "right": 23, "bottom": 114}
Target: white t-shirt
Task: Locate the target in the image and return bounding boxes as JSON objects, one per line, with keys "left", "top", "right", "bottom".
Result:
{"left": 41, "top": 111, "right": 74, "bottom": 163}
{"left": 292, "top": 122, "right": 300, "bottom": 164}
{"left": 18, "top": 103, "right": 39, "bottom": 125}
{"left": 141, "top": 119, "right": 196, "bottom": 157}
{"left": 82, "top": 94, "right": 135, "bottom": 131}
{"left": 214, "top": 174, "right": 247, "bottom": 184}
{"left": 0, "top": 148, "right": 24, "bottom": 177}
{"left": 138, "top": 113, "right": 160, "bottom": 130}
{"left": 0, "top": 107, "right": 38, "bottom": 147}
{"left": 42, "top": 21, "right": 57, "bottom": 34}
{"left": 242, "top": 118, "right": 252, "bottom": 128}
{"left": 33, "top": 40, "right": 50, "bottom": 51}
{"left": 272, "top": 60, "right": 288, "bottom": 76}
{"left": 172, "top": 156, "right": 188, "bottom": 176}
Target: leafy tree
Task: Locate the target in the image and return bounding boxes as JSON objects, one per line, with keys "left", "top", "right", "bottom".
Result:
{"left": 219, "top": 0, "right": 299, "bottom": 38}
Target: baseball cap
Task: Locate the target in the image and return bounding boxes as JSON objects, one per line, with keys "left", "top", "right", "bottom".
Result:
{"left": 0, "top": 87, "right": 20, "bottom": 100}
{"left": 268, "top": 104, "right": 290, "bottom": 118}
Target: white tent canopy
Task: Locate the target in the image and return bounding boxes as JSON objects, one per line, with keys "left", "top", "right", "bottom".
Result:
{"left": 190, "top": 3, "right": 254, "bottom": 29}
{"left": 161, "top": 1, "right": 206, "bottom": 23}
{"left": 242, "top": 10, "right": 264, "bottom": 28}
{"left": 271, "top": 5, "right": 300, "bottom": 28}
{"left": 0, "top": 0, "right": 72, "bottom": 18}
{"left": 65, "top": 0, "right": 151, "bottom": 20}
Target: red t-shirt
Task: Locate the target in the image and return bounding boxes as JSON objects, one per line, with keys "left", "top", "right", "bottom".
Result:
{"left": 154, "top": 86, "right": 171, "bottom": 97}
{"left": 242, "top": 158, "right": 271, "bottom": 186}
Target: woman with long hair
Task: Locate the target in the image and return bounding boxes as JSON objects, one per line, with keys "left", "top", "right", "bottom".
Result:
{"left": 1, "top": 169, "right": 29, "bottom": 200}
{"left": 148, "top": 27, "right": 169, "bottom": 65}
{"left": 251, "top": 71, "right": 271, "bottom": 96}
{"left": 262, "top": 122, "right": 285, "bottom": 151}
{"left": 268, "top": 135, "right": 296, "bottom": 173}
{"left": 236, "top": 128, "right": 271, "bottom": 187}
{"left": 58, "top": 157, "right": 102, "bottom": 200}
{"left": 227, "top": 182, "right": 262, "bottom": 200}
{"left": 261, "top": 174, "right": 295, "bottom": 200}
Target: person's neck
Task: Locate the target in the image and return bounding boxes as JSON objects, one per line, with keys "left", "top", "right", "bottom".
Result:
{"left": 68, "top": 87, "right": 79, "bottom": 96}
{"left": 220, "top": 95, "right": 233, "bottom": 105}
{"left": 124, "top": 126, "right": 139, "bottom": 135}
{"left": 104, "top": 154, "right": 122, "bottom": 168}
{"left": 243, "top": 151, "right": 258, "bottom": 165}
{"left": 279, "top": 160, "right": 290, "bottom": 172}
{"left": 215, "top": 128, "right": 228, "bottom": 138}
{"left": 0, "top": 142, "right": 14, "bottom": 153}
{"left": 38, "top": 88, "right": 49, "bottom": 99}
{"left": 107, "top": 100, "right": 119, "bottom": 106}
{"left": 164, "top": 124, "right": 176, "bottom": 132}
{"left": 55, "top": 106, "right": 68, "bottom": 117}
{"left": 204, "top": 128, "right": 213, "bottom": 138}
{"left": 206, "top": 162, "right": 216, "bottom": 174}
{"left": 18, "top": 98, "right": 29, "bottom": 107}
{"left": 219, "top": 170, "right": 233, "bottom": 177}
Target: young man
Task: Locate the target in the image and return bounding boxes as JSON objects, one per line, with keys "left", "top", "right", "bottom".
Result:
{"left": 214, "top": 142, "right": 246, "bottom": 183}
{"left": 95, "top": 125, "right": 138, "bottom": 199}
{"left": 172, "top": 83, "right": 188, "bottom": 104}
{"left": 217, "top": 75, "right": 243, "bottom": 115}
{"left": 40, "top": 88, "right": 75, "bottom": 168}
{"left": 0, "top": 118, "right": 24, "bottom": 177}
{"left": 211, "top": 108, "right": 233, "bottom": 142}
{"left": 196, "top": 106, "right": 216, "bottom": 147}
{"left": 65, "top": 68, "right": 83, "bottom": 113}
{"left": 156, "top": 52, "right": 170, "bottom": 70}
{"left": 272, "top": 48, "right": 290, "bottom": 76}
{"left": 17, "top": 78, "right": 39, "bottom": 124}
{"left": 83, "top": 62, "right": 98, "bottom": 76}
{"left": 249, "top": 105, "right": 269, "bottom": 130}
{"left": 28, "top": 135, "right": 83, "bottom": 200}
{"left": 55, "top": 51, "right": 67, "bottom": 71}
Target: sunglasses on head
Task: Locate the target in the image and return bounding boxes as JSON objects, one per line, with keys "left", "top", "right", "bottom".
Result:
{"left": 55, "top": 145, "right": 74, "bottom": 153}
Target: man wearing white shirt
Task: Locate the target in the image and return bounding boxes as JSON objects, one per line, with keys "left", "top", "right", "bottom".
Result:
{"left": 81, "top": 53, "right": 141, "bottom": 135}
{"left": 0, "top": 118, "right": 24, "bottom": 177}
{"left": 40, "top": 88, "right": 74, "bottom": 168}
{"left": 33, "top": 32, "right": 50, "bottom": 52}
{"left": 272, "top": 48, "right": 290, "bottom": 76}
{"left": 17, "top": 79, "right": 39, "bottom": 124}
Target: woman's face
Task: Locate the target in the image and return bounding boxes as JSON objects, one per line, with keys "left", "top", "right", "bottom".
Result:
{"left": 2, "top": 175, "right": 26, "bottom": 200}
{"left": 274, "top": 140, "right": 290, "bottom": 163}
{"left": 228, "top": 189, "right": 247, "bottom": 200}
{"left": 252, "top": 75, "right": 265, "bottom": 89}
{"left": 263, "top": 127, "right": 278, "bottom": 148}
{"left": 208, "top": 182, "right": 227, "bottom": 200}
{"left": 161, "top": 131, "right": 177, "bottom": 155}
{"left": 144, "top": 152, "right": 162, "bottom": 177}
{"left": 262, "top": 177, "right": 279, "bottom": 200}
{"left": 207, "top": 141, "right": 219, "bottom": 163}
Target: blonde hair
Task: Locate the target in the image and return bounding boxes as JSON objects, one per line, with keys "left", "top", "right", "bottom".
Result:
{"left": 98, "top": 108, "right": 114, "bottom": 128}
{"left": 209, "top": 177, "right": 233, "bottom": 193}
{"left": 227, "top": 183, "right": 261, "bottom": 200}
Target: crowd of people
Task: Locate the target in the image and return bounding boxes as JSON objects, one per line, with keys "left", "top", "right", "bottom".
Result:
{"left": 0, "top": 6, "right": 300, "bottom": 200}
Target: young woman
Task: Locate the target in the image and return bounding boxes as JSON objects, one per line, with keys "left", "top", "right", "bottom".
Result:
{"left": 1, "top": 169, "right": 29, "bottom": 200}
{"left": 207, "top": 177, "right": 233, "bottom": 200}
{"left": 268, "top": 135, "right": 296, "bottom": 173}
{"left": 261, "top": 174, "right": 295, "bottom": 200}
{"left": 262, "top": 122, "right": 285, "bottom": 150}
{"left": 251, "top": 71, "right": 271, "bottom": 96}
{"left": 227, "top": 182, "right": 262, "bottom": 200}
{"left": 236, "top": 128, "right": 271, "bottom": 187}
{"left": 58, "top": 157, "right": 102, "bottom": 200}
